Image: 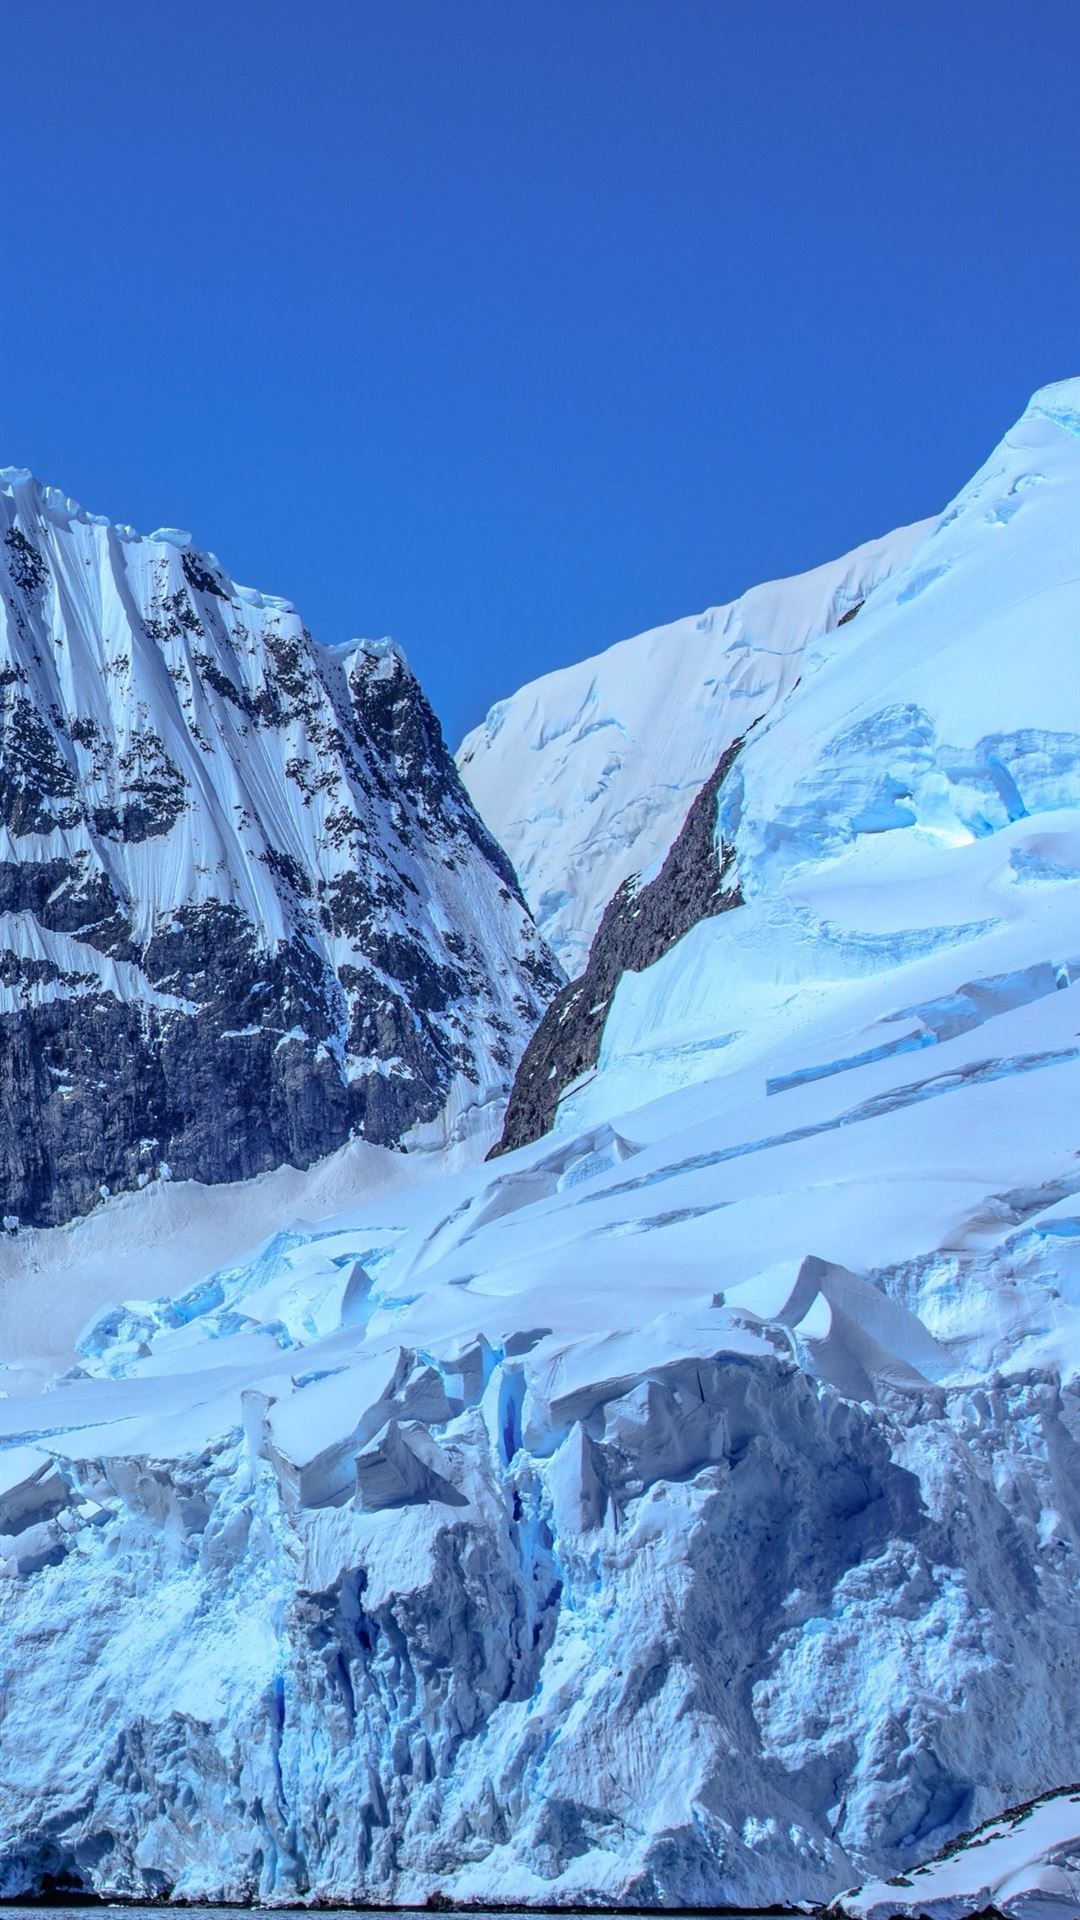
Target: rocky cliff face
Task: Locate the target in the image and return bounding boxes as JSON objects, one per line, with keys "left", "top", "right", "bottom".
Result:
{"left": 492, "top": 733, "right": 747, "bottom": 1155}
{"left": 0, "top": 471, "right": 561, "bottom": 1227}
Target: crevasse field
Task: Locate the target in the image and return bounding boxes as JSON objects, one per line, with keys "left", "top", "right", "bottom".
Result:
{"left": 2, "top": 379, "right": 1080, "bottom": 1915}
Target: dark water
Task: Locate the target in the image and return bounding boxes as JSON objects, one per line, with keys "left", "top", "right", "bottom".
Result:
{"left": 0, "top": 1909, "right": 780, "bottom": 1919}
{"left": 0, "top": 1910, "right": 781, "bottom": 1919}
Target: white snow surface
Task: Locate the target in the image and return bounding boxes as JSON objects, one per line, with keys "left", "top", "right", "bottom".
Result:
{"left": 839, "top": 1784, "right": 1080, "bottom": 1919}
{"left": 457, "top": 518, "right": 930, "bottom": 972}
{"left": 2, "top": 381, "right": 1080, "bottom": 1907}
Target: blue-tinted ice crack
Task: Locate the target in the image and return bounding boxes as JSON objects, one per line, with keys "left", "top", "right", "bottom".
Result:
{"left": 577, "top": 1046, "right": 1080, "bottom": 1205}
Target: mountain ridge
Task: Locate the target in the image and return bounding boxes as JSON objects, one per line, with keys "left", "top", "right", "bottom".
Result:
{"left": 0, "top": 469, "right": 561, "bottom": 1227}
{"left": 457, "top": 515, "right": 932, "bottom": 974}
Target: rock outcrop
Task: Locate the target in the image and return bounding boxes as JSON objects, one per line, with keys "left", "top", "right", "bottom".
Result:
{"left": 492, "top": 733, "right": 746, "bottom": 1154}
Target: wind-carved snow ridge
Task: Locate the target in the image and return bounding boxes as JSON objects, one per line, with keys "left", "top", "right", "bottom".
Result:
{"left": 2, "top": 381, "right": 1080, "bottom": 1909}
{"left": 0, "top": 471, "right": 562, "bottom": 1228}
{"left": 457, "top": 517, "right": 931, "bottom": 974}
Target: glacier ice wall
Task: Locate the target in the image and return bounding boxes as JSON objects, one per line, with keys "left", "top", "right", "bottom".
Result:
{"left": 4, "top": 1282, "right": 1080, "bottom": 1907}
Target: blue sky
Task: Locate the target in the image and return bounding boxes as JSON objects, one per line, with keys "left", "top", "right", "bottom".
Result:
{"left": 2, "top": 1, "right": 1078, "bottom": 745}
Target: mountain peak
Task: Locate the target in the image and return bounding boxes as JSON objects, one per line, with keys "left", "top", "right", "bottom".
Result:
{"left": 0, "top": 476, "right": 561, "bottom": 1226}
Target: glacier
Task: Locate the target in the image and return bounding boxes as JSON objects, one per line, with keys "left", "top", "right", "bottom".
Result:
{"left": 1, "top": 379, "right": 1079, "bottom": 1909}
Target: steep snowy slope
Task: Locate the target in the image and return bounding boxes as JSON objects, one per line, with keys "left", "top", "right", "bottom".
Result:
{"left": 0, "top": 472, "right": 560, "bottom": 1227}
{"left": 560, "top": 375, "right": 1080, "bottom": 1132}
{"left": 494, "top": 377, "right": 1080, "bottom": 1155}
{"left": 1, "top": 381, "right": 1078, "bottom": 1909}
{"left": 457, "top": 519, "right": 929, "bottom": 973}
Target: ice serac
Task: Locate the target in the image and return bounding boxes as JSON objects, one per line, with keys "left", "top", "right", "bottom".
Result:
{"left": 457, "top": 517, "right": 930, "bottom": 974}
{"left": 0, "top": 473, "right": 561, "bottom": 1227}
{"left": 2, "top": 381, "right": 1080, "bottom": 1909}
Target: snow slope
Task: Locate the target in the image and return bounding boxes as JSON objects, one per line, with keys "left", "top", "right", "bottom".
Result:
{"left": 1, "top": 381, "right": 1078, "bottom": 1907}
{"left": 561, "top": 376, "right": 1080, "bottom": 1126}
{"left": 836, "top": 1785, "right": 1080, "bottom": 1919}
{"left": 0, "top": 472, "right": 560, "bottom": 1226}
{"left": 457, "top": 519, "right": 930, "bottom": 973}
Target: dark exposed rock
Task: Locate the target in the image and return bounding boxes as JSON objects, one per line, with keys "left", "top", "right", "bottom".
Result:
{"left": 0, "top": 856, "right": 135, "bottom": 960}
{"left": 348, "top": 646, "right": 525, "bottom": 901}
{"left": 0, "top": 693, "right": 81, "bottom": 835}
{"left": 491, "top": 734, "right": 747, "bottom": 1156}
{"left": 180, "top": 548, "right": 229, "bottom": 598}
{"left": 3, "top": 525, "right": 49, "bottom": 598}
{"left": 190, "top": 648, "right": 255, "bottom": 711}
{"left": 0, "top": 902, "right": 471, "bottom": 1228}
{"left": 0, "top": 693, "right": 188, "bottom": 846}
{"left": 0, "top": 994, "right": 352, "bottom": 1228}
{"left": 260, "top": 845, "right": 314, "bottom": 897}
{"left": 100, "top": 730, "right": 190, "bottom": 842}
{"left": 0, "top": 477, "right": 561, "bottom": 1229}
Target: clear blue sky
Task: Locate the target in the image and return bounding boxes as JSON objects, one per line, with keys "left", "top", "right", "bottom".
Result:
{"left": 2, "top": 2, "right": 1077, "bottom": 746}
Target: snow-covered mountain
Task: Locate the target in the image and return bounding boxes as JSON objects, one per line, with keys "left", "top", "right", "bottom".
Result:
{"left": 501, "top": 375, "right": 1080, "bottom": 1150}
{"left": 0, "top": 471, "right": 561, "bottom": 1227}
{"left": 457, "top": 519, "right": 930, "bottom": 974}
{"left": 1, "top": 379, "right": 1079, "bottom": 1908}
